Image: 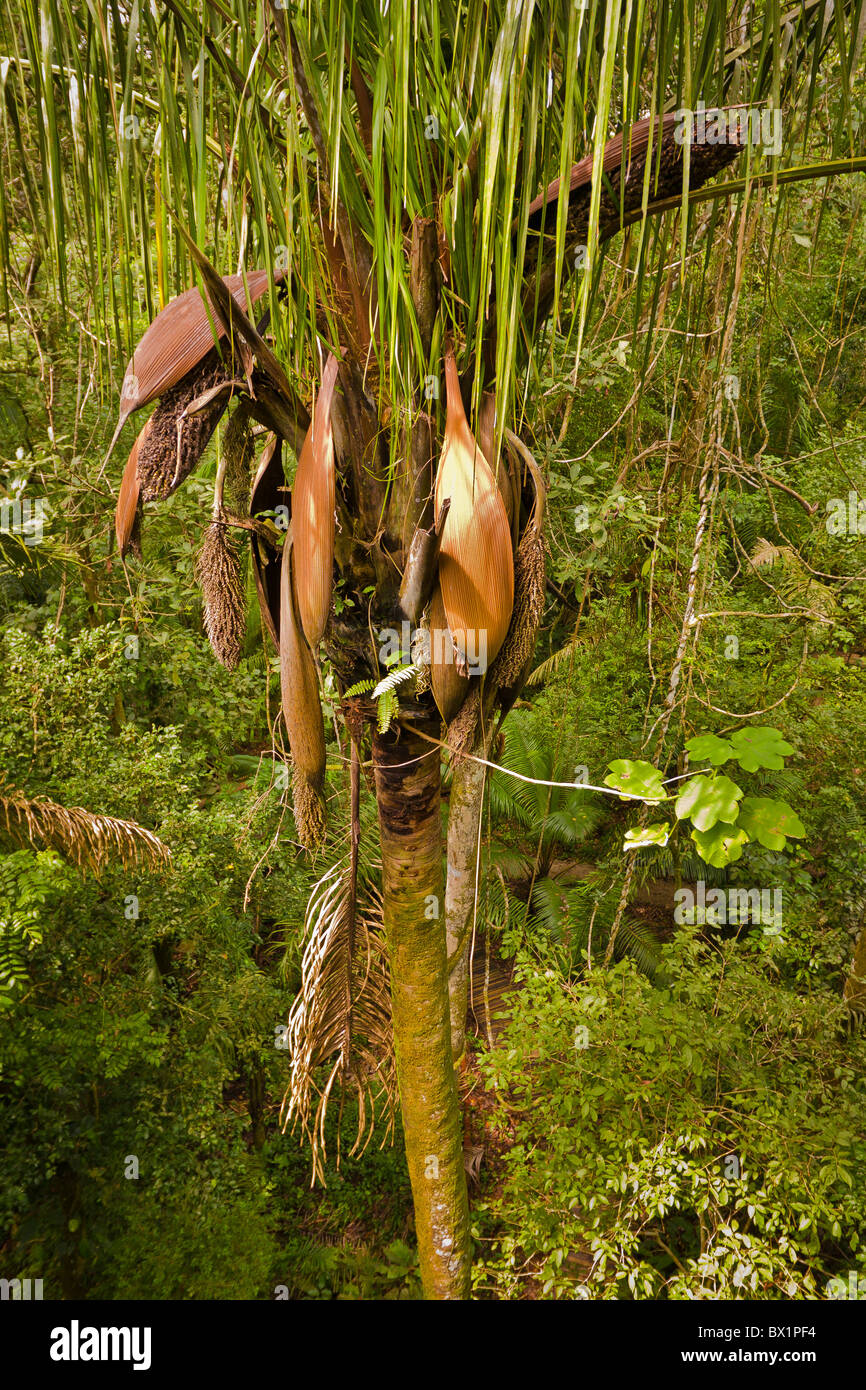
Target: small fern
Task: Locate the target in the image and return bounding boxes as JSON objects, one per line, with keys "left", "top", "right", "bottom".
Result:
{"left": 377, "top": 688, "right": 399, "bottom": 733}
{"left": 341, "top": 664, "right": 421, "bottom": 733}
{"left": 372, "top": 664, "right": 418, "bottom": 699}
{"left": 343, "top": 677, "right": 376, "bottom": 698}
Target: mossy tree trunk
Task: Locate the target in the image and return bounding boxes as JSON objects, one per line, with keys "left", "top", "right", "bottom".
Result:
{"left": 445, "top": 736, "right": 489, "bottom": 1061}
{"left": 372, "top": 711, "right": 471, "bottom": 1299}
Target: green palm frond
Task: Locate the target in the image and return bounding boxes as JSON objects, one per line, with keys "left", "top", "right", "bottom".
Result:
{"left": 612, "top": 914, "right": 662, "bottom": 977}
{"left": 2, "top": 0, "right": 861, "bottom": 453}
{"left": 527, "top": 879, "right": 660, "bottom": 977}
{"left": 526, "top": 636, "right": 583, "bottom": 687}
{"left": 489, "top": 710, "right": 603, "bottom": 848}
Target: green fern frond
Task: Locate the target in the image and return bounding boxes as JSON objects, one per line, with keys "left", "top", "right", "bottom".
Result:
{"left": 0, "top": 915, "right": 35, "bottom": 993}
{"left": 613, "top": 915, "right": 662, "bottom": 977}
{"left": 343, "top": 678, "right": 376, "bottom": 698}
{"left": 377, "top": 689, "right": 399, "bottom": 733}
{"left": 372, "top": 664, "right": 418, "bottom": 699}
{"left": 526, "top": 638, "right": 582, "bottom": 686}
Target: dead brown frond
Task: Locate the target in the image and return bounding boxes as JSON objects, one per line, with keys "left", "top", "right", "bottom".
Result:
{"left": 108, "top": 269, "right": 283, "bottom": 457}
{"left": 526, "top": 111, "right": 744, "bottom": 235}
{"left": 0, "top": 788, "right": 171, "bottom": 874}
{"left": 280, "top": 858, "right": 396, "bottom": 1185}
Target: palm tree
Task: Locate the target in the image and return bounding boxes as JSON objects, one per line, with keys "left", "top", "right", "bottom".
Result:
{"left": 2, "top": 0, "right": 863, "bottom": 1299}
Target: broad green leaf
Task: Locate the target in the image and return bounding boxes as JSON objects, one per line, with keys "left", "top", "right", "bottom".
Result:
{"left": 675, "top": 774, "right": 743, "bottom": 832}
{"left": 685, "top": 732, "right": 733, "bottom": 767}
{"left": 623, "top": 824, "right": 671, "bottom": 851}
{"left": 729, "top": 726, "right": 795, "bottom": 773}
{"left": 736, "top": 797, "right": 805, "bottom": 851}
{"left": 691, "top": 823, "right": 749, "bottom": 868}
{"left": 604, "top": 760, "right": 666, "bottom": 802}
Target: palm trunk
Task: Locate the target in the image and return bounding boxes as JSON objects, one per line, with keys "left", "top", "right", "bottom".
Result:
{"left": 445, "top": 745, "right": 488, "bottom": 1061}
{"left": 372, "top": 713, "right": 471, "bottom": 1299}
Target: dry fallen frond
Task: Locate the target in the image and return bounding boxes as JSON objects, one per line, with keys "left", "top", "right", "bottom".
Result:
{"left": 280, "top": 858, "right": 396, "bottom": 1186}
{"left": 526, "top": 111, "right": 745, "bottom": 232}
{"left": 196, "top": 517, "right": 246, "bottom": 670}
{"left": 0, "top": 788, "right": 171, "bottom": 874}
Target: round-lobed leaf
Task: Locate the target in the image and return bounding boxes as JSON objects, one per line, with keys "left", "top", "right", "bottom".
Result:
{"left": 736, "top": 797, "right": 805, "bottom": 851}
{"left": 691, "top": 823, "right": 749, "bottom": 868}
{"left": 604, "top": 759, "right": 666, "bottom": 802}
{"left": 623, "top": 823, "right": 671, "bottom": 851}
{"left": 729, "top": 726, "right": 795, "bottom": 773}
{"left": 675, "top": 774, "right": 743, "bottom": 832}
{"left": 685, "top": 732, "right": 734, "bottom": 768}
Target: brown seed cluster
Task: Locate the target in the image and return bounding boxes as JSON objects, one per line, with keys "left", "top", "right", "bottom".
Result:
{"left": 196, "top": 516, "right": 246, "bottom": 670}
{"left": 490, "top": 529, "right": 547, "bottom": 689}
{"left": 137, "top": 348, "right": 231, "bottom": 502}
{"left": 223, "top": 405, "right": 255, "bottom": 516}
{"left": 292, "top": 768, "right": 328, "bottom": 851}
{"left": 446, "top": 684, "right": 482, "bottom": 758}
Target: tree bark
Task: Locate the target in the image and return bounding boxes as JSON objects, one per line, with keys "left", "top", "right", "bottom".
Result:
{"left": 372, "top": 713, "right": 471, "bottom": 1300}
{"left": 445, "top": 745, "right": 487, "bottom": 1061}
